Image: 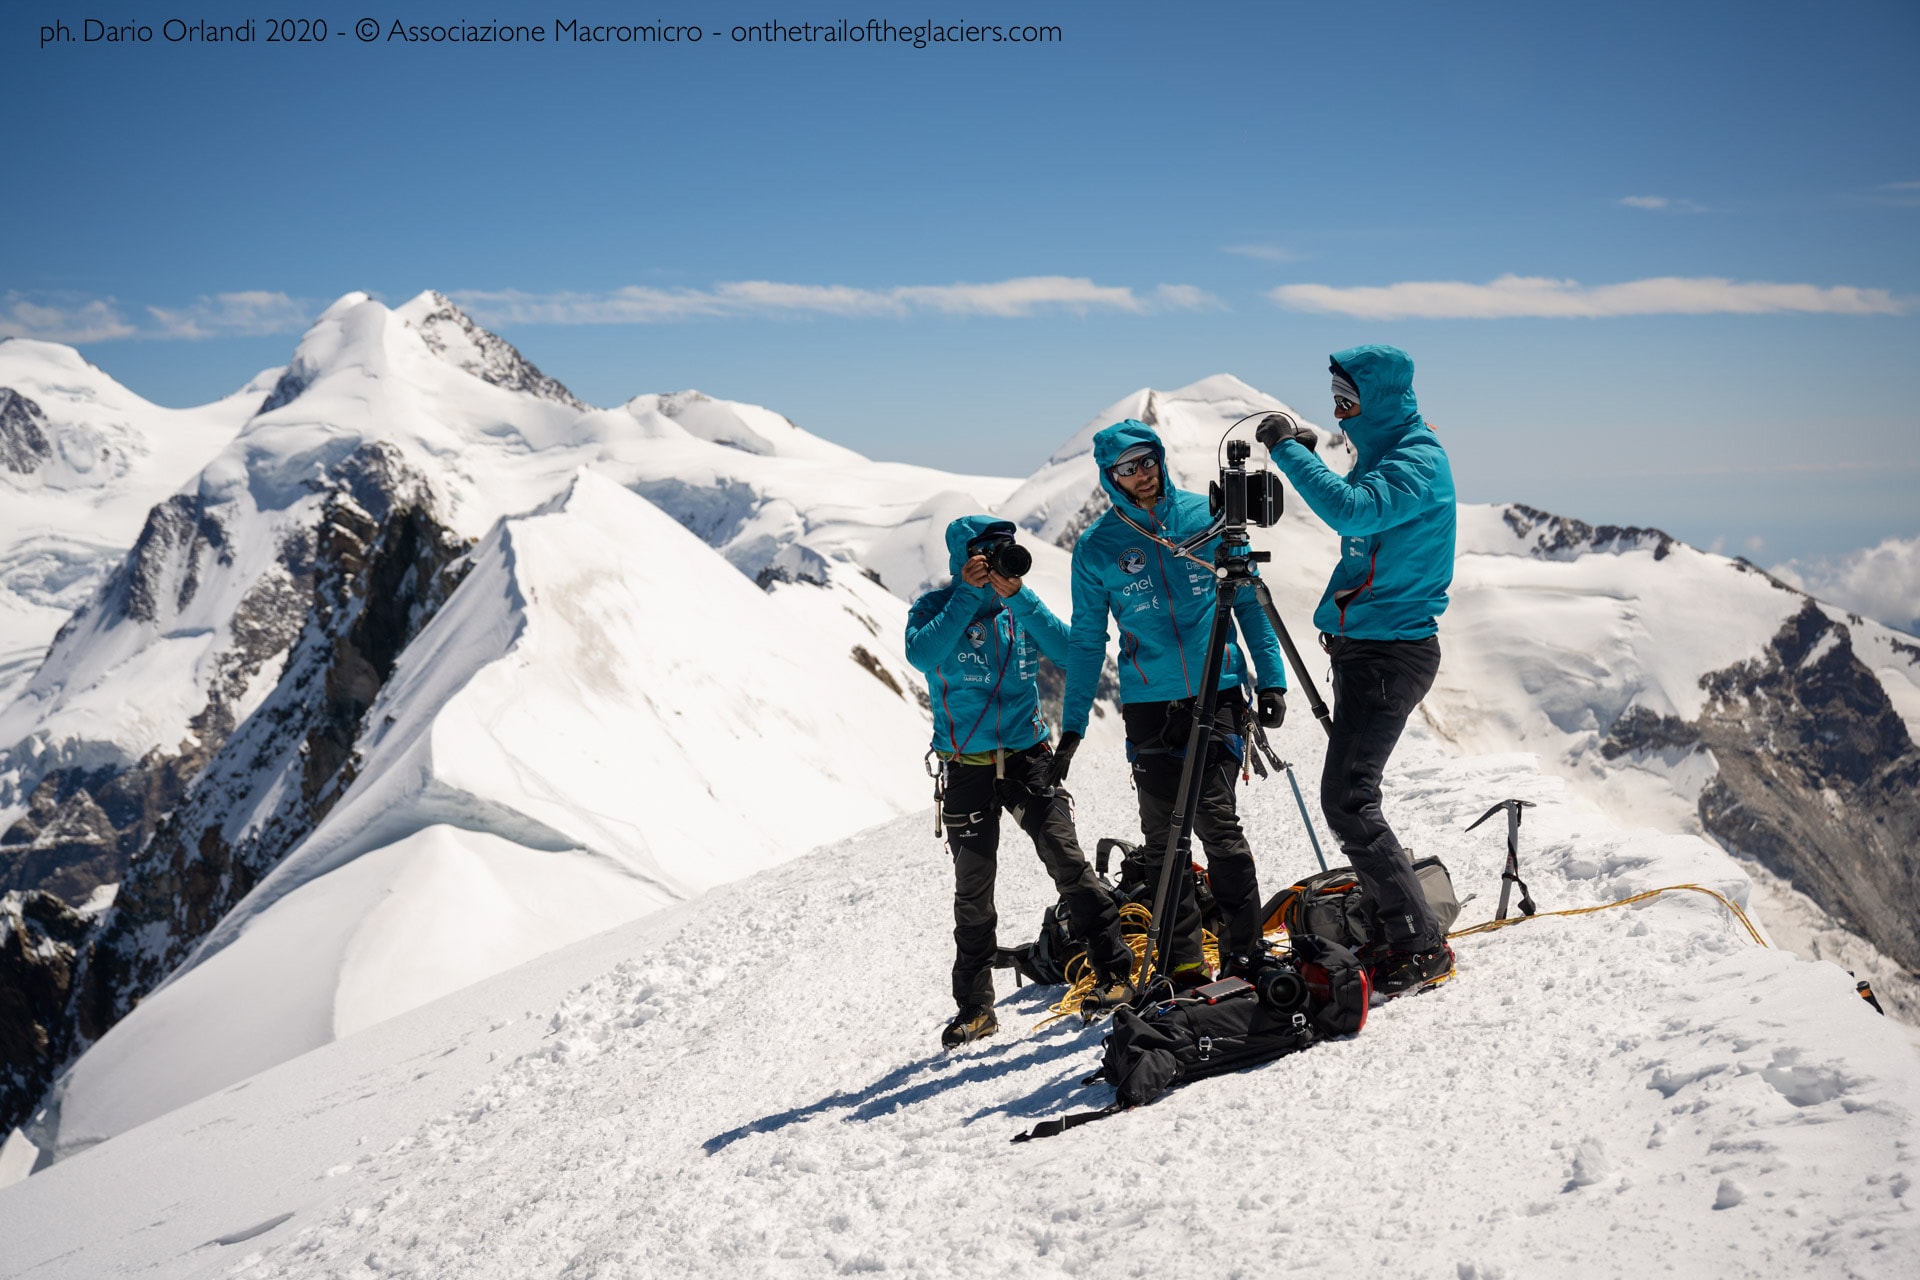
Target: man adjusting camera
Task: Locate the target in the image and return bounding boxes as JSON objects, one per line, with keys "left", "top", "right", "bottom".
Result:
{"left": 1056, "top": 421, "right": 1290, "bottom": 988}
{"left": 906, "top": 516, "right": 1135, "bottom": 1049}
{"left": 1257, "top": 344, "right": 1457, "bottom": 996}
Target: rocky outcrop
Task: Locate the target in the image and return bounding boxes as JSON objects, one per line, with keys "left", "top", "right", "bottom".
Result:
{"left": 1503, "top": 503, "right": 1675, "bottom": 561}
{"left": 0, "top": 444, "right": 471, "bottom": 1136}
{"left": 1603, "top": 599, "right": 1920, "bottom": 971}
{"left": 0, "top": 891, "right": 100, "bottom": 1132}
{"left": 0, "top": 389, "right": 53, "bottom": 474}
{"left": 404, "top": 292, "right": 586, "bottom": 410}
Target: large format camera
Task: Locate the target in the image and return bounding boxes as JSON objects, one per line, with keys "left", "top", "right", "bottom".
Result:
{"left": 1209, "top": 439, "right": 1285, "bottom": 530}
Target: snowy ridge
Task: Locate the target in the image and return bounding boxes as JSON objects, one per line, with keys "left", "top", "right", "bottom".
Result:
{"left": 28, "top": 469, "right": 933, "bottom": 1154}
{"left": 1, "top": 732, "right": 1914, "bottom": 1277}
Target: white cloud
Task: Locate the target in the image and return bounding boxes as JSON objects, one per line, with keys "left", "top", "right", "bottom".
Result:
{"left": 1268, "top": 274, "right": 1905, "bottom": 320}
{"left": 0, "top": 293, "right": 137, "bottom": 342}
{"left": 1618, "top": 195, "right": 1707, "bottom": 212}
{"left": 1223, "top": 244, "right": 1305, "bottom": 263}
{"left": 1773, "top": 535, "right": 1920, "bottom": 635}
{"left": 1, "top": 290, "right": 312, "bottom": 342}
{"left": 144, "top": 291, "right": 312, "bottom": 339}
{"left": 452, "top": 276, "right": 1205, "bottom": 326}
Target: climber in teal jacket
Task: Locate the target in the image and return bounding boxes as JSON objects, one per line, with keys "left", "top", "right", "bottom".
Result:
{"left": 1058, "top": 419, "right": 1288, "bottom": 738}
{"left": 1256, "top": 344, "right": 1457, "bottom": 998}
{"left": 1262, "top": 344, "right": 1455, "bottom": 640}
{"left": 905, "top": 515, "right": 1134, "bottom": 1050}
{"left": 1054, "top": 420, "right": 1289, "bottom": 983}
{"left": 905, "top": 515, "right": 1064, "bottom": 755}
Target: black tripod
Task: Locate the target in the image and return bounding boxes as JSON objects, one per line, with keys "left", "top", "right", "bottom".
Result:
{"left": 1137, "top": 439, "right": 1331, "bottom": 1001}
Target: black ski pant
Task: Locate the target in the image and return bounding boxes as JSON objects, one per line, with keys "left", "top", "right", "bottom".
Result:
{"left": 1322, "top": 634, "right": 1444, "bottom": 952}
{"left": 1123, "top": 698, "right": 1263, "bottom": 973}
{"left": 944, "top": 742, "right": 1129, "bottom": 1010}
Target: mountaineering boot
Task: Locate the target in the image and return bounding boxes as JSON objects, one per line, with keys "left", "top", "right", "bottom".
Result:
{"left": 1368, "top": 941, "right": 1455, "bottom": 999}
{"left": 1079, "top": 958, "right": 1138, "bottom": 1020}
{"left": 941, "top": 1004, "right": 999, "bottom": 1049}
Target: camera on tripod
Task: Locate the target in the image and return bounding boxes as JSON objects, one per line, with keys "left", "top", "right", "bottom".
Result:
{"left": 1209, "top": 439, "right": 1285, "bottom": 531}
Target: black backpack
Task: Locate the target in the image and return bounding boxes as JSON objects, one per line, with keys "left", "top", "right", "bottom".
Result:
{"left": 1261, "top": 855, "right": 1462, "bottom": 950}
{"left": 1013, "top": 940, "right": 1370, "bottom": 1139}
{"left": 1103, "top": 838, "right": 1227, "bottom": 941}
{"left": 995, "top": 899, "right": 1086, "bottom": 987}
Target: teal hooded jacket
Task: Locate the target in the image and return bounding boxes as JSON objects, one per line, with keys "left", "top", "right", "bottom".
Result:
{"left": 1269, "top": 345, "right": 1455, "bottom": 640}
{"left": 905, "top": 515, "right": 1067, "bottom": 755}
{"left": 1060, "top": 420, "right": 1286, "bottom": 736}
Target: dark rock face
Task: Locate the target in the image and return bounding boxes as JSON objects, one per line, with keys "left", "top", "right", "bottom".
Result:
{"left": 1053, "top": 487, "right": 1112, "bottom": 550}
{"left": 1503, "top": 503, "right": 1675, "bottom": 561}
{"left": 407, "top": 292, "right": 586, "bottom": 410}
{"left": 0, "top": 389, "right": 54, "bottom": 474}
{"left": 0, "top": 891, "right": 95, "bottom": 1126}
{"left": 0, "top": 444, "right": 471, "bottom": 1137}
{"left": 256, "top": 367, "right": 309, "bottom": 415}
{"left": 1603, "top": 599, "right": 1920, "bottom": 972}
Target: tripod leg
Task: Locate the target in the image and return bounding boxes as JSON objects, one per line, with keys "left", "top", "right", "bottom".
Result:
{"left": 1141, "top": 591, "right": 1236, "bottom": 994}
{"left": 1248, "top": 578, "right": 1331, "bottom": 737}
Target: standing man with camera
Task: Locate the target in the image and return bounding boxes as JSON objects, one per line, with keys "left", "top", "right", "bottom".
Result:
{"left": 1257, "top": 344, "right": 1457, "bottom": 995}
{"left": 906, "top": 515, "right": 1136, "bottom": 1048}
{"left": 1055, "top": 421, "right": 1290, "bottom": 989}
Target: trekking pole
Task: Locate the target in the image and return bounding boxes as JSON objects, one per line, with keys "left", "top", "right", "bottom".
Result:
{"left": 1467, "top": 799, "right": 1536, "bottom": 921}
{"left": 1250, "top": 725, "right": 1328, "bottom": 875}
{"left": 1284, "top": 764, "right": 1329, "bottom": 872}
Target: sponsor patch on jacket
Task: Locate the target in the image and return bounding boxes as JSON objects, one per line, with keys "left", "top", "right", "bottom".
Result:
{"left": 1119, "top": 548, "right": 1147, "bottom": 575}
{"left": 965, "top": 622, "right": 988, "bottom": 648}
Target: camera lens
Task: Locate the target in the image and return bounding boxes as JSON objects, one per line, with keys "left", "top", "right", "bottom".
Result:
{"left": 1257, "top": 965, "right": 1308, "bottom": 1013}
{"left": 991, "top": 542, "right": 1033, "bottom": 578}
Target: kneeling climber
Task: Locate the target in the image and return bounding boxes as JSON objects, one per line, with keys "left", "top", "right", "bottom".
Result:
{"left": 907, "top": 516, "right": 1137, "bottom": 1049}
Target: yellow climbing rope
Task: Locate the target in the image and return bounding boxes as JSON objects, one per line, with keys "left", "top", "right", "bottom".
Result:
{"left": 1040, "top": 902, "right": 1220, "bottom": 1028}
{"left": 1447, "top": 882, "right": 1769, "bottom": 948}
{"left": 1037, "top": 882, "right": 1766, "bottom": 1028}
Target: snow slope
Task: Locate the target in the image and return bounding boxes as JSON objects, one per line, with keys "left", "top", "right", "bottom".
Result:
{"left": 0, "top": 339, "right": 265, "bottom": 708}
{"left": 28, "top": 470, "right": 933, "bottom": 1155}
{"left": 1, "top": 729, "right": 1913, "bottom": 1278}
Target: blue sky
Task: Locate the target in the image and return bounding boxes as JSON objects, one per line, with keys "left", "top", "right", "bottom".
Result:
{"left": 4, "top": 0, "right": 1916, "bottom": 565}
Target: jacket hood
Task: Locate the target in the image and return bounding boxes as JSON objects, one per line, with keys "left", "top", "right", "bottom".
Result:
{"left": 1331, "top": 344, "right": 1423, "bottom": 459}
{"left": 1091, "top": 419, "right": 1169, "bottom": 517}
{"left": 944, "top": 515, "right": 1017, "bottom": 575}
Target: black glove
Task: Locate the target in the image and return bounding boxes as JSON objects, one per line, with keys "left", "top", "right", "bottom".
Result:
{"left": 1047, "top": 732, "right": 1081, "bottom": 787}
{"left": 1256, "top": 688, "right": 1287, "bottom": 729}
{"left": 1256, "top": 413, "right": 1318, "bottom": 455}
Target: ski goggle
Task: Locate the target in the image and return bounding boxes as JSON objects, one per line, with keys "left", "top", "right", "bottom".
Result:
{"left": 1106, "top": 455, "right": 1160, "bottom": 480}
{"left": 1334, "top": 396, "right": 1358, "bottom": 414}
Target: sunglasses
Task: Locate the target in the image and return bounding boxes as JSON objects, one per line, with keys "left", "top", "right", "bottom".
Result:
{"left": 1107, "top": 455, "right": 1161, "bottom": 479}
{"left": 1334, "top": 396, "right": 1358, "bottom": 414}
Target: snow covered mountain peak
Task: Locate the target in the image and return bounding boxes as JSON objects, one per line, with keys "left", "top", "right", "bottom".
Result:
{"left": 624, "top": 389, "right": 862, "bottom": 462}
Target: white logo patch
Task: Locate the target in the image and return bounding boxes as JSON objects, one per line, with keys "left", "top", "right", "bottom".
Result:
{"left": 1119, "top": 549, "right": 1147, "bottom": 575}
{"left": 966, "top": 622, "right": 988, "bottom": 648}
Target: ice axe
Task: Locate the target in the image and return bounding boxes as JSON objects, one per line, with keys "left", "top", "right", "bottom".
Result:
{"left": 1467, "top": 799, "right": 1537, "bottom": 921}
